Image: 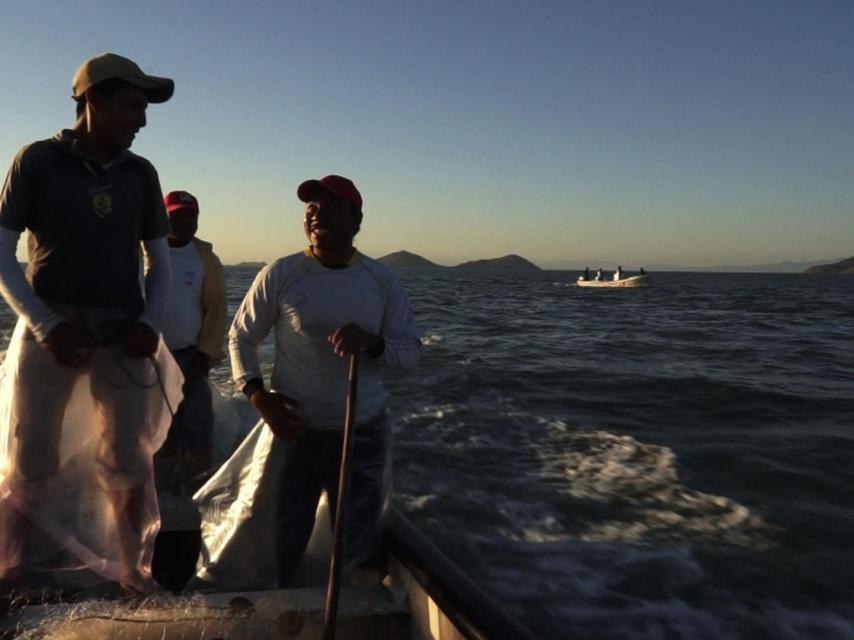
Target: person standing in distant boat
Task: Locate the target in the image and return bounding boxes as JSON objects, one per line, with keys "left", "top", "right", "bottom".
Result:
{"left": 583, "top": 266, "right": 590, "bottom": 281}
{"left": 229, "top": 175, "right": 421, "bottom": 586}
{"left": 595, "top": 267, "right": 604, "bottom": 281}
{"left": 639, "top": 267, "right": 645, "bottom": 275}
{"left": 0, "top": 53, "right": 177, "bottom": 595}
{"left": 155, "top": 190, "right": 227, "bottom": 495}
{"left": 614, "top": 265, "right": 623, "bottom": 281}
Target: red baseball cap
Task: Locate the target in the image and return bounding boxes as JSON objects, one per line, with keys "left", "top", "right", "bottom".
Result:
{"left": 164, "top": 190, "right": 199, "bottom": 214}
{"left": 297, "top": 175, "right": 363, "bottom": 213}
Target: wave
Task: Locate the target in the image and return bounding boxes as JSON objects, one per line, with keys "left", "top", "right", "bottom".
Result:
{"left": 535, "top": 425, "right": 775, "bottom": 548}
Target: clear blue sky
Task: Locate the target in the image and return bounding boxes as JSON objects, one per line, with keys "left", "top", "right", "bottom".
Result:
{"left": 1, "top": 0, "right": 852, "bottom": 267}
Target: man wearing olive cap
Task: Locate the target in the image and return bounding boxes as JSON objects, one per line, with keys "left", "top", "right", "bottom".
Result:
{"left": 227, "top": 175, "right": 421, "bottom": 587}
{"left": 0, "top": 53, "right": 177, "bottom": 594}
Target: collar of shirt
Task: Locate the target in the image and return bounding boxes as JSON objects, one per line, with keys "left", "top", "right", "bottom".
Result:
{"left": 52, "top": 129, "right": 135, "bottom": 172}
{"left": 303, "top": 246, "right": 360, "bottom": 270}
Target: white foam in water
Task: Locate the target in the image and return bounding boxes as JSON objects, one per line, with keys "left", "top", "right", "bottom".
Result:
{"left": 393, "top": 399, "right": 813, "bottom": 636}
{"left": 400, "top": 403, "right": 459, "bottom": 424}
{"left": 489, "top": 530, "right": 854, "bottom": 640}
{"left": 536, "top": 425, "right": 774, "bottom": 548}
{"left": 554, "top": 593, "right": 854, "bottom": 640}
{"left": 419, "top": 333, "right": 444, "bottom": 346}
{"left": 398, "top": 404, "right": 771, "bottom": 548}
{"left": 401, "top": 494, "right": 435, "bottom": 511}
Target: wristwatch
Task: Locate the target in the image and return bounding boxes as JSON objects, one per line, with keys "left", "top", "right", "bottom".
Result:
{"left": 242, "top": 377, "right": 265, "bottom": 399}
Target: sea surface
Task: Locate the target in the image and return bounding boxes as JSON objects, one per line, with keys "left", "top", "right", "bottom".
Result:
{"left": 2, "top": 267, "right": 853, "bottom": 639}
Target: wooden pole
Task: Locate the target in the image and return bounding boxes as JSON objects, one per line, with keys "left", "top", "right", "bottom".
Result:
{"left": 322, "top": 353, "right": 359, "bottom": 640}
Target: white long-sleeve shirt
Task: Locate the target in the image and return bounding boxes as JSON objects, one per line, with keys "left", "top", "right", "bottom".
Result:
{"left": 229, "top": 249, "right": 420, "bottom": 428}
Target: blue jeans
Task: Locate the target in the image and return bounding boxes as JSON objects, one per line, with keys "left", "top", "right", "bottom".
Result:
{"left": 164, "top": 346, "right": 214, "bottom": 455}
{"left": 154, "top": 347, "right": 214, "bottom": 494}
{"left": 274, "top": 412, "right": 390, "bottom": 587}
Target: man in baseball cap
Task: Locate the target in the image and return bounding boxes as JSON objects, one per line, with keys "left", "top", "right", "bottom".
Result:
{"left": 297, "top": 175, "right": 363, "bottom": 214}
{"left": 0, "top": 53, "right": 179, "bottom": 595}
{"left": 155, "top": 190, "right": 227, "bottom": 497}
{"left": 215, "top": 175, "right": 421, "bottom": 588}
{"left": 72, "top": 52, "right": 174, "bottom": 104}
{"left": 68, "top": 52, "right": 174, "bottom": 157}
{"left": 296, "top": 175, "right": 365, "bottom": 265}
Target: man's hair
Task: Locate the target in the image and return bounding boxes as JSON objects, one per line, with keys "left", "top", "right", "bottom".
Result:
{"left": 74, "top": 77, "right": 136, "bottom": 117}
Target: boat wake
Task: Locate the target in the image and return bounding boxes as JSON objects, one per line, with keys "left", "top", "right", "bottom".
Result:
{"left": 536, "top": 424, "right": 775, "bottom": 548}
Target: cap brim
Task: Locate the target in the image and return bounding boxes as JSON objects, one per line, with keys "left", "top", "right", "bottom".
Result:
{"left": 297, "top": 179, "right": 328, "bottom": 202}
{"left": 122, "top": 74, "right": 174, "bottom": 103}
{"left": 165, "top": 204, "right": 198, "bottom": 214}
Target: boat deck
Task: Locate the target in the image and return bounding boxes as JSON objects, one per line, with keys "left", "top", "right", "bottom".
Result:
{"left": 3, "top": 583, "right": 411, "bottom": 639}
{"left": 1, "top": 508, "right": 536, "bottom": 639}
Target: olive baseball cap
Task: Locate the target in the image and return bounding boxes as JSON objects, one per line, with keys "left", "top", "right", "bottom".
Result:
{"left": 72, "top": 53, "right": 174, "bottom": 103}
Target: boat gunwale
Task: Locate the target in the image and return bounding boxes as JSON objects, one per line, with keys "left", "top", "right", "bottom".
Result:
{"left": 384, "top": 508, "right": 537, "bottom": 640}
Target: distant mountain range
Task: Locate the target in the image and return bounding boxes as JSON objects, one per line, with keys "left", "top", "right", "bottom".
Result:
{"left": 532, "top": 257, "right": 850, "bottom": 273}
{"left": 377, "top": 251, "right": 541, "bottom": 271}
{"left": 226, "top": 253, "right": 542, "bottom": 270}
{"left": 643, "top": 258, "right": 849, "bottom": 273}
{"left": 227, "top": 254, "right": 852, "bottom": 274}
{"left": 804, "top": 256, "right": 854, "bottom": 274}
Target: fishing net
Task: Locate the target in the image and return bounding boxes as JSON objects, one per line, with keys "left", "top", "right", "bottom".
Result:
{"left": 0, "top": 317, "right": 183, "bottom": 593}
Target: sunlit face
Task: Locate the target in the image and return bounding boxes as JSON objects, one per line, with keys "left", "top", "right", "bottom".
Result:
{"left": 91, "top": 85, "right": 148, "bottom": 151}
{"left": 168, "top": 208, "right": 198, "bottom": 244}
{"left": 303, "top": 189, "right": 360, "bottom": 251}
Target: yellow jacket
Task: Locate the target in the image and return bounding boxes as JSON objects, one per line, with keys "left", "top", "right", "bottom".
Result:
{"left": 192, "top": 237, "right": 228, "bottom": 363}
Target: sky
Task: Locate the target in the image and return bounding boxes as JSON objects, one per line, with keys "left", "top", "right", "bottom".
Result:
{"left": 1, "top": 0, "right": 852, "bottom": 268}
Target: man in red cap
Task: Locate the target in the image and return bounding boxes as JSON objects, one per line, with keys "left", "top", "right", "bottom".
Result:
{"left": 156, "top": 190, "right": 227, "bottom": 495}
{"left": 0, "top": 53, "right": 177, "bottom": 595}
{"left": 228, "top": 175, "right": 421, "bottom": 586}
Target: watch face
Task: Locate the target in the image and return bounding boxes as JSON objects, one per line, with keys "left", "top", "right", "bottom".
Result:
{"left": 243, "top": 380, "right": 263, "bottom": 397}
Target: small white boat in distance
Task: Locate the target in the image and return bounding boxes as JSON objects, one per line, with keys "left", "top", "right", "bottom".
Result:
{"left": 577, "top": 274, "right": 649, "bottom": 288}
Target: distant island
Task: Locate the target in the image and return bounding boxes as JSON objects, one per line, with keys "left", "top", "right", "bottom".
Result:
{"left": 377, "top": 251, "right": 541, "bottom": 271}
{"left": 804, "top": 256, "right": 854, "bottom": 274}
{"left": 453, "top": 254, "right": 541, "bottom": 270}
{"left": 376, "top": 251, "right": 444, "bottom": 269}
{"left": 231, "top": 261, "right": 266, "bottom": 268}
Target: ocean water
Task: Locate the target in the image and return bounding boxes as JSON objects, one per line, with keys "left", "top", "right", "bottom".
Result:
{"left": 380, "top": 269, "right": 854, "bottom": 640}
{"left": 2, "top": 267, "right": 853, "bottom": 639}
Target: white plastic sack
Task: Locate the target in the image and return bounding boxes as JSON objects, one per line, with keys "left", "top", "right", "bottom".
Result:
{"left": 191, "top": 413, "right": 392, "bottom": 593}
{"left": 190, "top": 421, "right": 325, "bottom": 591}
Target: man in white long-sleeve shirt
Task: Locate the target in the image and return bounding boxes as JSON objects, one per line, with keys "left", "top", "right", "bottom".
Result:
{"left": 0, "top": 53, "right": 175, "bottom": 595}
{"left": 230, "top": 174, "right": 420, "bottom": 586}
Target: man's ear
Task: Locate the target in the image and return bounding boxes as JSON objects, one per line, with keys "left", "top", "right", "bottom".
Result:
{"left": 84, "top": 87, "right": 104, "bottom": 114}
{"left": 353, "top": 210, "right": 364, "bottom": 234}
